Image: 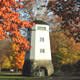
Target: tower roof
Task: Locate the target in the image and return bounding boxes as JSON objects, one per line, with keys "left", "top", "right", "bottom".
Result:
{"left": 33, "top": 20, "right": 48, "bottom": 25}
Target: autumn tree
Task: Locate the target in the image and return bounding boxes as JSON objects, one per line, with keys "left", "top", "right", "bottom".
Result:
{"left": 50, "top": 32, "right": 80, "bottom": 69}
{"left": 17, "top": 0, "right": 58, "bottom": 28}
{"left": 0, "top": 0, "right": 34, "bottom": 53}
{"left": 0, "top": 39, "right": 11, "bottom": 71}
{"left": 9, "top": 43, "right": 18, "bottom": 69}
{"left": 2, "top": 56, "right": 11, "bottom": 69}
{"left": 9, "top": 43, "right": 25, "bottom": 69}
{"left": 48, "top": 0, "right": 80, "bottom": 41}
{"left": 15, "top": 51, "right": 25, "bottom": 69}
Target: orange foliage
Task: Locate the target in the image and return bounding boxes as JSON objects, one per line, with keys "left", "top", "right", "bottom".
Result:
{"left": 0, "top": 0, "right": 34, "bottom": 52}
{"left": 15, "top": 51, "right": 25, "bottom": 69}
{"left": 9, "top": 43, "right": 26, "bottom": 69}
{"left": 51, "top": 32, "right": 80, "bottom": 65}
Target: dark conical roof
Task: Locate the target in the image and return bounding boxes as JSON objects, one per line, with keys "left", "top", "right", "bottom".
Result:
{"left": 33, "top": 20, "right": 48, "bottom": 25}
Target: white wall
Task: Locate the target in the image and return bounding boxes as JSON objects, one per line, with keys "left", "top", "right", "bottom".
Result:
{"left": 26, "top": 24, "right": 52, "bottom": 60}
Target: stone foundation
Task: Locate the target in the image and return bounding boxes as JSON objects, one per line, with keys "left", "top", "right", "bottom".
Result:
{"left": 22, "top": 60, "right": 54, "bottom": 76}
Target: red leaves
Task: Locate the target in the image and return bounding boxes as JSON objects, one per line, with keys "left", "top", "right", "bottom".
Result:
{"left": 15, "top": 51, "right": 25, "bottom": 69}
{"left": 0, "top": 0, "right": 34, "bottom": 53}
{"left": 19, "top": 0, "right": 22, "bottom": 2}
{"left": 0, "top": 25, "right": 7, "bottom": 40}
{"left": 19, "top": 5, "right": 23, "bottom": 8}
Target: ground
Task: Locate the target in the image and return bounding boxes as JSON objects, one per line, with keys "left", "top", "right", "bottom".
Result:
{"left": 0, "top": 72, "right": 80, "bottom": 80}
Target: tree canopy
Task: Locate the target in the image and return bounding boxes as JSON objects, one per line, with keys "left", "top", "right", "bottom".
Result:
{"left": 48, "top": 0, "right": 80, "bottom": 41}
{"left": 0, "top": 0, "right": 34, "bottom": 53}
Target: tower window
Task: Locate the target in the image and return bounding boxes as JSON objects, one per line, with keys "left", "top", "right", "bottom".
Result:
{"left": 40, "top": 49, "right": 45, "bottom": 53}
{"left": 40, "top": 37, "right": 44, "bottom": 42}
{"left": 37, "top": 27, "right": 46, "bottom": 30}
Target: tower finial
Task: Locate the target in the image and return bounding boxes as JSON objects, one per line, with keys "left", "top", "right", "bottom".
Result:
{"left": 33, "top": 0, "right": 48, "bottom": 20}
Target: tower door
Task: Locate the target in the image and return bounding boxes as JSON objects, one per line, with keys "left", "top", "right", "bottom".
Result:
{"left": 39, "top": 69, "right": 45, "bottom": 76}
{"left": 38, "top": 67, "right": 48, "bottom": 76}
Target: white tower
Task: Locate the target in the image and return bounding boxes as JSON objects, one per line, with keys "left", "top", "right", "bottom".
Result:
{"left": 23, "top": 20, "right": 54, "bottom": 76}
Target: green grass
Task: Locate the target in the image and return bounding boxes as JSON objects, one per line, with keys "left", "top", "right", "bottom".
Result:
{"left": 0, "top": 76, "right": 50, "bottom": 80}
{"left": 0, "top": 72, "right": 49, "bottom": 80}
{"left": 0, "top": 72, "right": 34, "bottom": 80}
{"left": 0, "top": 75, "right": 40, "bottom": 80}
{"left": 0, "top": 72, "right": 21, "bottom": 75}
{"left": 0, "top": 76, "right": 35, "bottom": 80}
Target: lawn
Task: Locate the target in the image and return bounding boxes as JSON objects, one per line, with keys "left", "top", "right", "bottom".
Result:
{"left": 1, "top": 72, "right": 80, "bottom": 80}
{"left": 0, "top": 76, "right": 33, "bottom": 80}
{"left": 0, "top": 72, "right": 49, "bottom": 80}
{"left": 0, "top": 72, "right": 37, "bottom": 80}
